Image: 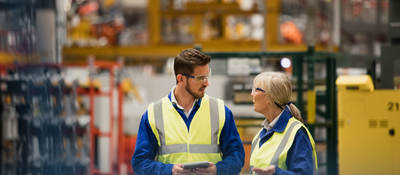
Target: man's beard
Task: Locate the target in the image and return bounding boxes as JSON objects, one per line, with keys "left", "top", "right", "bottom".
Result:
{"left": 185, "top": 82, "right": 205, "bottom": 99}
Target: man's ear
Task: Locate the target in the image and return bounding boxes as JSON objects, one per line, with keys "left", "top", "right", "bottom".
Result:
{"left": 176, "top": 74, "right": 183, "bottom": 83}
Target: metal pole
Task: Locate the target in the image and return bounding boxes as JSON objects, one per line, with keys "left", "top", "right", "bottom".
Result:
{"left": 307, "top": 49, "right": 315, "bottom": 135}
{"left": 117, "top": 82, "right": 124, "bottom": 175}
{"left": 261, "top": 0, "right": 267, "bottom": 51}
{"left": 333, "top": 0, "right": 341, "bottom": 48}
{"left": 89, "top": 63, "right": 95, "bottom": 175}
{"left": 294, "top": 55, "right": 304, "bottom": 114}
{"left": 326, "top": 57, "right": 338, "bottom": 175}
{"left": 109, "top": 67, "right": 114, "bottom": 174}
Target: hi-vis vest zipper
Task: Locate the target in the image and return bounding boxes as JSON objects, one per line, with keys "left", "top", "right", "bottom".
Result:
{"left": 147, "top": 94, "right": 225, "bottom": 164}
{"left": 249, "top": 117, "right": 318, "bottom": 174}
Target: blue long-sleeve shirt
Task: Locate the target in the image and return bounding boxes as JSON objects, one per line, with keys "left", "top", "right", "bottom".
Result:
{"left": 131, "top": 93, "right": 245, "bottom": 175}
{"left": 258, "top": 107, "right": 315, "bottom": 175}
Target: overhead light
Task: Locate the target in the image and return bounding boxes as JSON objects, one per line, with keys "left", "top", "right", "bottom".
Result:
{"left": 280, "top": 57, "right": 291, "bottom": 68}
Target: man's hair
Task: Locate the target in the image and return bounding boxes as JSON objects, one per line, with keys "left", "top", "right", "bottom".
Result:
{"left": 174, "top": 48, "right": 211, "bottom": 76}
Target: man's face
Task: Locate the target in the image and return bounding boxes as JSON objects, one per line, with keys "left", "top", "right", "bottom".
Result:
{"left": 185, "top": 65, "right": 210, "bottom": 99}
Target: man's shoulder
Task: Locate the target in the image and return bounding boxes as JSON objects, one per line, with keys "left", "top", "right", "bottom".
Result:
{"left": 148, "top": 96, "right": 169, "bottom": 106}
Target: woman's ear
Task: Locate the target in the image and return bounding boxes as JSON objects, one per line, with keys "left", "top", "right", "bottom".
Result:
{"left": 265, "top": 95, "right": 273, "bottom": 105}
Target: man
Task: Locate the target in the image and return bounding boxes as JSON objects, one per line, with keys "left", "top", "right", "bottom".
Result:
{"left": 131, "top": 48, "right": 245, "bottom": 175}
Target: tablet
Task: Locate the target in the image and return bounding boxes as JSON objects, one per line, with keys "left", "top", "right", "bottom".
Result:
{"left": 182, "top": 161, "right": 210, "bottom": 169}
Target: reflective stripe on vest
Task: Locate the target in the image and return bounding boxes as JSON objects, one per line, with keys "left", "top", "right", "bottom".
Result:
{"left": 250, "top": 117, "right": 318, "bottom": 174}
{"left": 148, "top": 94, "right": 224, "bottom": 164}
{"left": 250, "top": 121, "right": 300, "bottom": 165}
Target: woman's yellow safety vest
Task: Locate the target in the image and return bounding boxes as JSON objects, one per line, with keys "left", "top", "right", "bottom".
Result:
{"left": 249, "top": 117, "right": 318, "bottom": 173}
{"left": 147, "top": 94, "right": 225, "bottom": 164}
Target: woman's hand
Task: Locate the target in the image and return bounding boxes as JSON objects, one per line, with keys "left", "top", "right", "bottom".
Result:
{"left": 252, "top": 165, "right": 276, "bottom": 175}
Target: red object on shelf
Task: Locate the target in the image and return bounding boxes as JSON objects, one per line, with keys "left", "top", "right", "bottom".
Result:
{"left": 280, "top": 21, "right": 303, "bottom": 45}
{"left": 79, "top": 1, "right": 99, "bottom": 16}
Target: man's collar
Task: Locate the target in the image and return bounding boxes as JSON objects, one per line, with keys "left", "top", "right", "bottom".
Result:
{"left": 170, "top": 86, "right": 184, "bottom": 110}
{"left": 168, "top": 86, "right": 201, "bottom": 108}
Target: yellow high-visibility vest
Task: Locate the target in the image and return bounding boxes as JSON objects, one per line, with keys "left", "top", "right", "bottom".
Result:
{"left": 147, "top": 94, "right": 225, "bottom": 164}
{"left": 250, "top": 117, "right": 318, "bottom": 173}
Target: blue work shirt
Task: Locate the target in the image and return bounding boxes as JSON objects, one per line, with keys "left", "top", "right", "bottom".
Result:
{"left": 258, "top": 107, "right": 315, "bottom": 175}
{"left": 131, "top": 93, "right": 245, "bottom": 175}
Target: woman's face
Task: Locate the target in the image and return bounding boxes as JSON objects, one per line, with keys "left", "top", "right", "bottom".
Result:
{"left": 251, "top": 86, "right": 272, "bottom": 114}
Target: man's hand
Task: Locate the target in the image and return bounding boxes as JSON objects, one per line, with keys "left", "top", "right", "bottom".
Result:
{"left": 252, "top": 165, "right": 276, "bottom": 175}
{"left": 193, "top": 162, "right": 216, "bottom": 175}
{"left": 172, "top": 164, "right": 192, "bottom": 175}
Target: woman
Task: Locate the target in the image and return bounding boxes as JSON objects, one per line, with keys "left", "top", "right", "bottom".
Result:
{"left": 249, "top": 72, "right": 317, "bottom": 175}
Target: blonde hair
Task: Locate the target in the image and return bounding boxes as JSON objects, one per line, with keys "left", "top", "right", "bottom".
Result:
{"left": 253, "top": 72, "right": 304, "bottom": 123}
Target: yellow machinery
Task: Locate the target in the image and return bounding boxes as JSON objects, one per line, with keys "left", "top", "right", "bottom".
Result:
{"left": 336, "top": 75, "right": 400, "bottom": 175}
